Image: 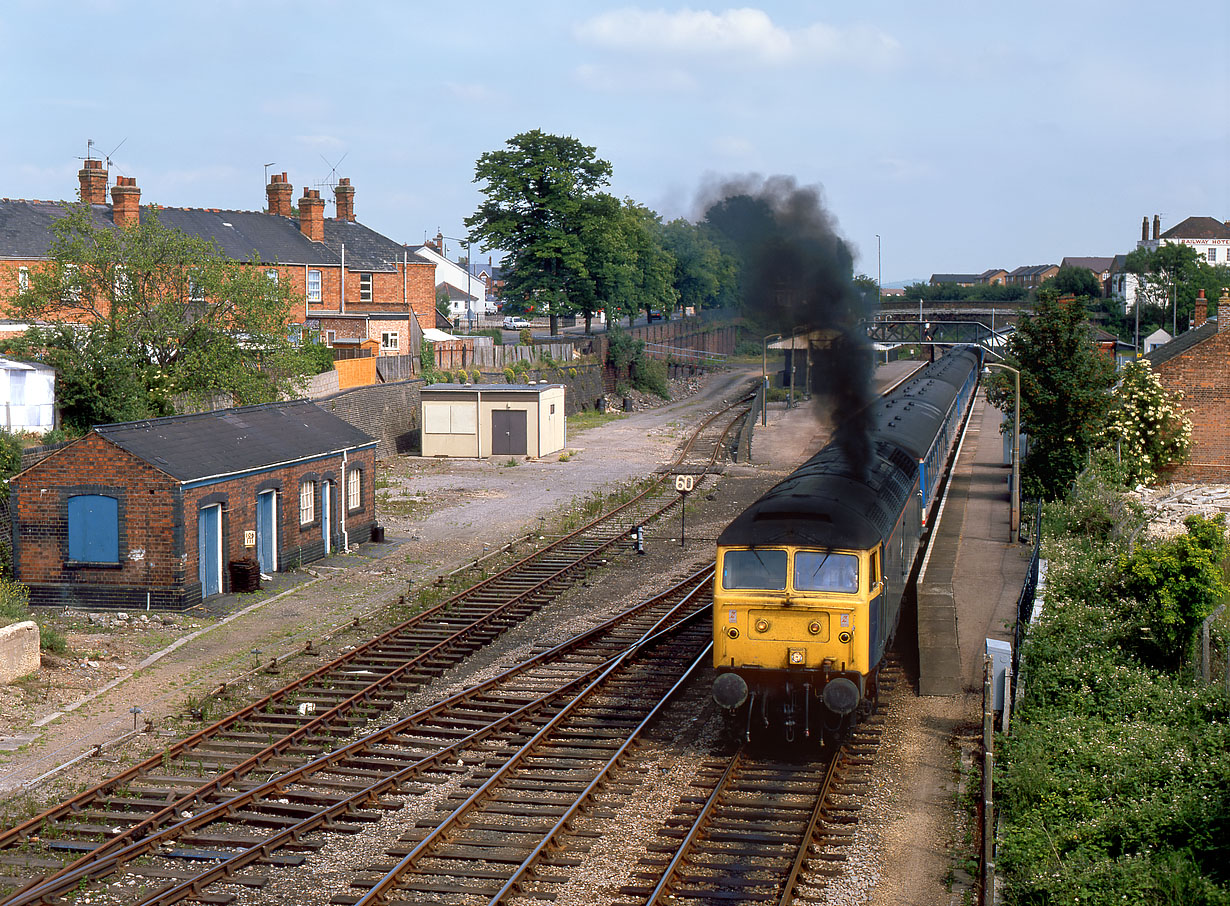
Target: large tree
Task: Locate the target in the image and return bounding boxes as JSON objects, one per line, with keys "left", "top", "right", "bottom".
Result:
{"left": 1041, "top": 264, "right": 1104, "bottom": 299}
{"left": 660, "top": 219, "right": 739, "bottom": 315}
{"left": 465, "top": 130, "right": 614, "bottom": 335}
{"left": 986, "top": 288, "right": 1117, "bottom": 500}
{"left": 3, "top": 204, "right": 318, "bottom": 432}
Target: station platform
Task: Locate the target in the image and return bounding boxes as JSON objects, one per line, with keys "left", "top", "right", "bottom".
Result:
{"left": 917, "top": 391, "right": 1032, "bottom": 695}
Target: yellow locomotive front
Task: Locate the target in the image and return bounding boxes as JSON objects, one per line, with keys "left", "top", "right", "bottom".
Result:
{"left": 712, "top": 542, "right": 883, "bottom": 739}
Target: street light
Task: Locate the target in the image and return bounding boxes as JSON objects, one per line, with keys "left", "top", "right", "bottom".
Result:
{"left": 983, "top": 362, "right": 1020, "bottom": 540}
{"left": 875, "top": 234, "right": 882, "bottom": 303}
{"left": 442, "top": 235, "right": 477, "bottom": 332}
{"left": 761, "top": 333, "right": 781, "bottom": 426}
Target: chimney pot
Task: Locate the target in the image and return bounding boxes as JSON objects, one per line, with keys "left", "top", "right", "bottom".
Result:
{"left": 334, "top": 178, "right": 356, "bottom": 222}
{"left": 110, "top": 175, "right": 141, "bottom": 227}
{"left": 78, "top": 159, "right": 109, "bottom": 206}
{"left": 267, "top": 172, "right": 294, "bottom": 216}
{"left": 1194, "top": 289, "right": 1208, "bottom": 328}
{"left": 298, "top": 187, "right": 325, "bottom": 241}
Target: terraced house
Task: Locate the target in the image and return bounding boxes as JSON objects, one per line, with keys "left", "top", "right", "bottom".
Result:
{"left": 0, "top": 160, "right": 437, "bottom": 355}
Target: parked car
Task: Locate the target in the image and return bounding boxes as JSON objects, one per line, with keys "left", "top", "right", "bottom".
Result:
{"left": 647, "top": 309, "right": 666, "bottom": 322}
{"left": 503, "top": 316, "right": 531, "bottom": 330}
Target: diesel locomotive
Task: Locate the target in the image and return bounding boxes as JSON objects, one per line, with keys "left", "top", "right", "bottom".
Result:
{"left": 712, "top": 346, "right": 981, "bottom": 742}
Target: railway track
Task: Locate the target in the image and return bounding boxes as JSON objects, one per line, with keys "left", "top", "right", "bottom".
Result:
{"left": 0, "top": 567, "right": 716, "bottom": 906}
{"left": 0, "top": 387, "right": 754, "bottom": 906}
{"left": 618, "top": 663, "right": 903, "bottom": 906}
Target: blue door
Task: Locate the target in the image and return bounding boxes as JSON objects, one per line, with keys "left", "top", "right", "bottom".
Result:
{"left": 256, "top": 491, "right": 277, "bottom": 576}
{"left": 321, "top": 481, "right": 332, "bottom": 555}
{"left": 198, "top": 505, "right": 222, "bottom": 597}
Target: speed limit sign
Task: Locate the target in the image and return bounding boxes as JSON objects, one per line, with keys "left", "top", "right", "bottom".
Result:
{"left": 675, "top": 474, "right": 694, "bottom": 493}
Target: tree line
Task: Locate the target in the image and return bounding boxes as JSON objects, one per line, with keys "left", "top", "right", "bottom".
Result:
{"left": 465, "top": 130, "right": 740, "bottom": 335}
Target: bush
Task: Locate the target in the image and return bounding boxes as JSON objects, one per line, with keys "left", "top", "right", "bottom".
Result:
{"left": 518, "top": 328, "right": 532, "bottom": 346}
{"left": 470, "top": 369, "right": 482, "bottom": 384}
{"left": 0, "top": 577, "right": 65, "bottom": 652}
{"left": 503, "top": 367, "right": 515, "bottom": 383}
{"left": 999, "top": 476, "right": 1230, "bottom": 905}
{"left": 631, "top": 356, "right": 670, "bottom": 399}
{"left": 0, "top": 432, "right": 23, "bottom": 483}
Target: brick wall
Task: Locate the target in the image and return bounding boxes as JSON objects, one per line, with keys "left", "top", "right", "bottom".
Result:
{"left": 1154, "top": 328, "right": 1230, "bottom": 481}
{"left": 10, "top": 433, "right": 377, "bottom": 611}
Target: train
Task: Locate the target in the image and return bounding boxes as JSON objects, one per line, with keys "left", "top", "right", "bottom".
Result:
{"left": 712, "top": 346, "right": 981, "bottom": 743}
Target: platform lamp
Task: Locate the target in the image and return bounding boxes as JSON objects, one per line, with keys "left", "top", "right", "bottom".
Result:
{"left": 983, "top": 362, "right": 1020, "bottom": 540}
{"left": 761, "top": 333, "right": 781, "bottom": 425}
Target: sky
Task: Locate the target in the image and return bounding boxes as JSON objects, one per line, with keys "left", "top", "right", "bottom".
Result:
{"left": 2, "top": 1, "right": 1226, "bottom": 285}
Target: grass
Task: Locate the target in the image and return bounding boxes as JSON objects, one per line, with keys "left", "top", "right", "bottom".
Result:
{"left": 567, "top": 409, "right": 627, "bottom": 434}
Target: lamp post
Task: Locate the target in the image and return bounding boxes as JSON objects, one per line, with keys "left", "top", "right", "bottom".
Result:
{"left": 761, "top": 333, "right": 781, "bottom": 425}
{"left": 983, "top": 363, "right": 1020, "bottom": 539}
{"left": 442, "top": 235, "right": 477, "bottom": 331}
{"left": 875, "top": 234, "right": 882, "bottom": 302}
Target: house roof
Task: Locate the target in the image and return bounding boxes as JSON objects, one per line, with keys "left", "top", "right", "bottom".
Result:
{"left": 0, "top": 198, "right": 419, "bottom": 274}
{"left": 92, "top": 399, "right": 375, "bottom": 483}
{"left": 0, "top": 199, "right": 343, "bottom": 266}
{"left": 930, "top": 273, "right": 980, "bottom": 284}
{"left": 1061, "top": 256, "right": 1114, "bottom": 273}
{"left": 1008, "top": 264, "right": 1058, "bottom": 276}
{"left": 1145, "top": 320, "right": 1219, "bottom": 367}
{"left": 1160, "top": 216, "right": 1230, "bottom": 241}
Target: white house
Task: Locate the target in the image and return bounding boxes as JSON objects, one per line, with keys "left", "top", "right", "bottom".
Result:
{"left": 0, "top": 358, "right": 56, "bottom": 433}
{"left": 1137, "top": 214, "right": 1230, "bottom": 266}
{"left": 1143, "top": 328, "right": 1172, "bottom": 354}
{"left": 410, "top": 241, "right": 496, "bottom": 326}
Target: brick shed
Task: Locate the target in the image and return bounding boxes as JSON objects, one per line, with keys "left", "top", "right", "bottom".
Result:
{"left": 1147, "top": 288, "right": 1230, "bottom": 482}
{"left": 9, "top": 400, "right": 377, "bottom": 611}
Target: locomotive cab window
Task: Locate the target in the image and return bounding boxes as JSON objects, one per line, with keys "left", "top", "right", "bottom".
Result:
{"left": 871, "top": 549, "right": 881, "bottom": 587}
{"left": 793, "top": 551, "right": 859, "bottom": 593}
{"left": 722, "top": 549, "right": 787, "bottom": 590}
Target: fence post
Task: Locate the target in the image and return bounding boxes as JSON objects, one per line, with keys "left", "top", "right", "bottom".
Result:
{"left": 982, "top": 655, "right": 995, "bottom": 905}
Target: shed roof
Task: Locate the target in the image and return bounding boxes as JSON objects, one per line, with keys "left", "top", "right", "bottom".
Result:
{"left": 420, "top": 383, "right": 564, "bottom": 393}
{"left": 93, "top": 399, "right": 375, "bottom": 483}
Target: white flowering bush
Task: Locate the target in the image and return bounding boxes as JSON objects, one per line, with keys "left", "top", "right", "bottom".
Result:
{"left": 1100, "top": 360, "right": 1193, "bottom": 486}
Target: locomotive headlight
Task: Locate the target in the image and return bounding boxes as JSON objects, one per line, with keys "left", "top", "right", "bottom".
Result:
{"left": 726, "top": 627, "right": 739, "bottom": 639}
{"left": 838, "top": 631, "right": 853, "bottom": 644}
{"left": 808, "top": 621, "right": 821, "bottom": 635}
{"left": 754, "top": 619, "right": 770, "bottom": 633}
{"left": 788, "top": 648, "right": 806, "bottom": 665}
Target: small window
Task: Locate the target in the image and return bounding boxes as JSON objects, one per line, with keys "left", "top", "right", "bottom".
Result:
{"left": 360, "top": 273, "right": 373, "bottom": 302}
{"left": 307, "top": 269, "right": 322, "bottom": 303}
{"left": 1208, "top": 248, "right": 1217, "bottom": 263}
{"left": 722, "top": 549, "right": 787, "bottom": 590}
{"left": 347, "top": 467, "right": 361, "bottom": 511}
{"left": 299, "top": 480, "right": 316, "bottom": 524}
{"left": 266, "top": 269, "right": 279, "bottom": 285}
{"left": 794, "top": 551, "right": 859, "bottom": 594}
{"left": 17, "top": 267, "right": 28, "bottom": 293}
{"left": 380, "top": 331, "right": 399, "bottom": 351}
{"left": 68, "top": 494, "right": 119, "bottom": 563}
{"left": 326, "top": 330, "right": 336, "bottom": 346}
{"left": 188, "top": 273, "right": 205, "bottom": 302}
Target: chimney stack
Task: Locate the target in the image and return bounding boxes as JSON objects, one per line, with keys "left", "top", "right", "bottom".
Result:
{"left": 110, "top": 176, "right": 140, "bottom": 227}
{"left": 299, "top": 187, "right": 324, "bottom": 241}
{"left": 1194, "top": 289, "right": 1208, "bottom": 328}
{"left": 267, "top": 171, "right": 293, "bottom": 216}
{"left": 1153, "top": 214, "right": 1160, "bottom": 240}
{"left": 78, "top": 159, "right": 108, "bottom": 205}
{"left": 333, "top": 178, "right": 355, "bottom": 222}
{"left": 1141, "top": 216, "right": 1149, "bottom": 243}
{"left": 1219, "top": 287, "right": 1230, "bottom": 333}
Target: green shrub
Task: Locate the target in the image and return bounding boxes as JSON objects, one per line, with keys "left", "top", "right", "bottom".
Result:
{"left": 568, "top": 367, "right": 577, "bottom": 378}
{"left": 470, "top": 369, "right": 482, "bottom": 383}
{"left": 0, "top": 432, "right": 23, "bottom": 483}
{"left": 503, "top": 367, "right": 515, "bottom": 383}
{"left": 518, "top": 328, "right": 532, "bottom": 346}
{"left": 999, "top": 476, "right": 1230, "bottom": 905}
{"left": 632, "top": 356, "right": 670, "bottom": 399}
{"left": 0, "top": 577, "right": 65, "bottom": 652}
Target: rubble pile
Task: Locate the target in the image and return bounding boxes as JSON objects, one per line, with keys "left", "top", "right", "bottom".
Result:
{"left": 1132, "top": 484, "right": 1230, "bottom": 539}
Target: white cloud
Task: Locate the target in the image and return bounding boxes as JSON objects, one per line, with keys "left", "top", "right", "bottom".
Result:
{"left": 574, "top": 7, "right": 899, "bottom": 67}
{"left": 575, "top": 63, "right": 699, "bottom": 93}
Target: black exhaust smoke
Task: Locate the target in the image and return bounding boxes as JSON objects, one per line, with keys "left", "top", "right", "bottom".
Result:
{"left": 701, "top": 175, "right": 875, "bottom": 474}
